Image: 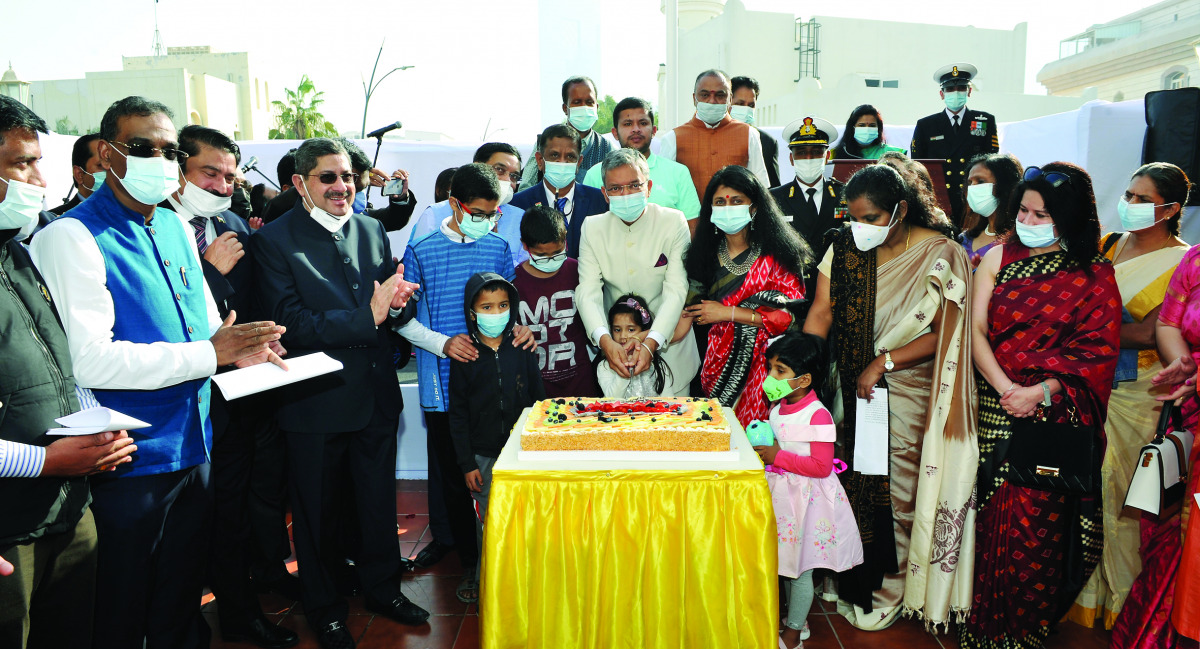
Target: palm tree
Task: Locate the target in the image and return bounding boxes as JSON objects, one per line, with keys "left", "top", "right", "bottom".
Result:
{"left": 270, "top": 75, "right": 339, "bottom": 139}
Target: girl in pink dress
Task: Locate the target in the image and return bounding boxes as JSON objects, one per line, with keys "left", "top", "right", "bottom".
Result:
{"left": 754, "top": 333, "right": 864, "bottom": 649}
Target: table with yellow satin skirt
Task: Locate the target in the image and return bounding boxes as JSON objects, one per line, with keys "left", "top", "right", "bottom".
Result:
{"left": 480, "top": 407, "right": 778, "bottom": 648}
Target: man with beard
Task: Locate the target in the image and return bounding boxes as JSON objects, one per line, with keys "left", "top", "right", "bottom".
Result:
{"left": 582, "top": 97, "right": 699, "bottom": 222}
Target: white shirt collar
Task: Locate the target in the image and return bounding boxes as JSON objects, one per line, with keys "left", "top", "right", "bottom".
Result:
{"left": 945, "top": 106, "right": 967, "bottom": 122}
{"left": 543, "top": 181, "right": 576, "bottom": 211}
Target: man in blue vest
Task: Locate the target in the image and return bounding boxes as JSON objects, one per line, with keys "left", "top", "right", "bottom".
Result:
{"left": 30, "top": 95, "right": 286, "bottom": 649}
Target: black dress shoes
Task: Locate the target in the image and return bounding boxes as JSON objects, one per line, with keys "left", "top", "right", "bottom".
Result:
{"left": 315, "top": 621, "right": 355, "bottom": 649}
{"left": 223, "top": 616, "right": 300, "bottom": 648}
{"left": 366, "top": 594, "right": 431, "bottom": 626}
{"left": 412, "top": 540, "right": 453, "bottom": 569}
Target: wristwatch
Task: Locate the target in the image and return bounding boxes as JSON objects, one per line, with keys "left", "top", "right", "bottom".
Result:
{"left": 1040, "top": 381, "right": 1052, "bottom": 406}
{"left": 883, "top": 351, "right": 895, "bottom": 372}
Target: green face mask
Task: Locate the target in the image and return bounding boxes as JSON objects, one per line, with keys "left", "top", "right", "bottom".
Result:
{"left": 762, "top": 375, "right": 802, "bottom": 402}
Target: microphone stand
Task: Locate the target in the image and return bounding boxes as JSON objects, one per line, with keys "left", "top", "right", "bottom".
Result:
{"left": 365, "top": 133, "right": 385, "bottom": 209}
{"left": 245, "top": 165, "right": 281, "bottom": 191}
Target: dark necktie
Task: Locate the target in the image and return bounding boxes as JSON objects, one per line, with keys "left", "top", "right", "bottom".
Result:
{"left": 554, "top": 197, "right": 567, "bottom": 214}
{"left": 190, "top": 216, "right": 208, "bottom": 255}
{"left": 953, "top": 115, "right": 960, "bottom": 130}
{"left": 805, "top": 187, "right": 817, "bottom": 213}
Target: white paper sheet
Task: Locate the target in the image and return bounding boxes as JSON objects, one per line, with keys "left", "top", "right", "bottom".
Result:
{"left": 47, "top": 407, "right": 151, "bottom": 436}
{"left": 853, "top": 388, "right": 890, "bottom": 476}
{"left": 210, "top": 352, "right": 344, "bottom": 400}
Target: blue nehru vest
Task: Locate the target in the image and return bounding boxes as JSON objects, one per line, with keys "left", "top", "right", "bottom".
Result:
{"left": 63, "top": 184, "right": 212, "bottom": 477}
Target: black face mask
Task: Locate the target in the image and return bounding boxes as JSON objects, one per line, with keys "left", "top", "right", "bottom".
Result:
{"left": 230, "top": 186, "right": 251, "bottom": 218}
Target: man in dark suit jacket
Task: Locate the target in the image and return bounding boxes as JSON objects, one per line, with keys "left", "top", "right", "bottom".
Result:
{"left": 770, "top": 115, "right": 847, "bottom": 296}
{"left": 508, "top": 123, "right": 607, "bottom": 258}
{"left": 165, "top": 125, "right": 299, "bottom": 649}
{"left": 731, "top": 76, "right": 781, "bottom": 188}
{"left": 252, "top": 137, "right": 428, "bottom": 649}
{"left": 910, "top": 63, "right": 999, "bottom": 228}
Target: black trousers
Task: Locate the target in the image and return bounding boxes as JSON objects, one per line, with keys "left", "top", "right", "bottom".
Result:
{"left": 208, "top": 392, "right": 288, "bottom": 629}
{"left": 285, "top": 404, "right": 402, "bottom": 628}
{"left": 247, "top": 412, "right": 292, "bottom": 584}
{"left": 424, "top": 411, "right": 478, "bottom": 568}
{"left": 90, "top": 464, "right": 212, "bottom": 649}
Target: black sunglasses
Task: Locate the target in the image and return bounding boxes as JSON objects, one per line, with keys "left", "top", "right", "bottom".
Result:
{"left": 306, "top": 172, "right": 360, "bottom": 185}
{"left": 1023, "top": 166, "right": 1071, "bottom": 188}
{"left": 110, "top": 140, "right": 189, "bottom": 162}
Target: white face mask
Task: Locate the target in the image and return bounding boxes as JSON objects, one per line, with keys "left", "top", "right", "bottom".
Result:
{"left": 110, "top": 146, "right": 181, "bottom": 206}
{"left": 729, "top": 105, "right": 755, "bottom": 126}
{"left": 793, "top": 158, "right": 825, "bottom": 184}
{"left": 1117, "top": 196, "right": 1172, "bottom": 232}
{"left": 0, "top": 176, "right": 46, "bottom": 239}
{"left": 849, "top": 204, "right": 899, "bottom": 251}
{"left": 178, "top": 180, "right": 232, "bottom": 217}
{"left": 497, "top": 178, "right": 514, "bottom": 206}
{"left": 82, "top": 169, "right": 106, "bottom": 193}
{"left": 966, "top": 182, "right": 999, "bottom": 217}
{"left": 301, "top": 179, "right": 353, "bottom": 233}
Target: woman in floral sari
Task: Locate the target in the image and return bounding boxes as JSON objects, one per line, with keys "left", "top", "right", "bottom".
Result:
{"left": 803, "top": 163, "right": 976, "bottom": 631}
{"left": 961, "top": 162, "right": 1121, "bottom": 649}
{"left": 681, "top": 165, "right": 810, "bottom": 427}
{"left": 1070, "top": 163, "right": 1188, "bottom": 635}
{"left": 1113, "top": 163, "right": 1200, "bottom": 649}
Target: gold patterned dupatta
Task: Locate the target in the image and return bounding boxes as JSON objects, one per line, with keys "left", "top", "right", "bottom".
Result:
{"left": 873, "top": 237, "right": 979, "bottom": 629}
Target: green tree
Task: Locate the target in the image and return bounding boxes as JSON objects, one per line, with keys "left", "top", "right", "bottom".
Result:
{"left": 54, "top": 116, "right": 79, "bottom": 136}
{"left": 270, "top": 75, "right": 338, "bottom": 139}
{"left": 593, "top": 94, "right": 618, "bottom": 135}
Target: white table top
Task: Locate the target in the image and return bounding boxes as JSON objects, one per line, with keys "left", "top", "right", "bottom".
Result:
{"left": 494, "top": 406, "right": 765, "bottom": 473}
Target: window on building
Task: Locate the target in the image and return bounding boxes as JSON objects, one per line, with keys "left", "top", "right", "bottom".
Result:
{"left": 1164, "top": 67, "right": 1190, "bottom": 90}
{"left": 865, "top": 79, "right": 879, "bottom": 88}
{"left": 863, "top": 79, "right": 898, "bottom": 88}
{"left": 882, "top": 80, "right": 899, "bottom": 88}
{"left": 795, "top": 18, "right": 820, "bottom": 81}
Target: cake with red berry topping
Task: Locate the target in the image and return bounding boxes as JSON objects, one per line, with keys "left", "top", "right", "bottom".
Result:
{"left": 520, "top": 397, "right": 730, "bottom": 451}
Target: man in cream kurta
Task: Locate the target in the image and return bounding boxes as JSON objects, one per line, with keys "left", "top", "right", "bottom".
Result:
{"left": 577, "top": 150, "right": 699, "bottom": 396}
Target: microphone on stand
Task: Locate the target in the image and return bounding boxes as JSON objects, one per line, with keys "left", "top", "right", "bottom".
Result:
{"left": 366, "top": 121, "right": 402, "bottom": 139}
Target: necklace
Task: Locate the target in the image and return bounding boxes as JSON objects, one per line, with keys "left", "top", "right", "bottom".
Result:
{"left": 719, "top": 238, "right": 760, "bottom": 275}
{"left": 983, "top": 224, "right": 996, "bottom": 237}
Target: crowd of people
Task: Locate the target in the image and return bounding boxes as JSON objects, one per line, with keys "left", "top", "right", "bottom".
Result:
{"left": 0, "top": 60, "right": 1197, "bottom": 649}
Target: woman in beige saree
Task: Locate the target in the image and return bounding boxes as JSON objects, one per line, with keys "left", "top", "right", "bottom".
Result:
{"left": 804, "top": 164, "right": 977, "bottom": 632}
{"left": 1069, "top": 163, "right": 1190, "bottom": 631}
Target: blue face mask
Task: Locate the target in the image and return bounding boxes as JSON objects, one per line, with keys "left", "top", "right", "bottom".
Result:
{"left": 530, "top": 251, "right": 567, "bottom": 274}
{"left": 943, "top": 90, "right": 968, "bottom": 112}
{"left": 608, "top": 191, "right": 648, "bottom": 223}
{"left": 474, "top": 310, "right": 509, "bottom": 338}
{"left": 711, "top": 205, "right": 753, "bottom": 234}
{"left": 853, "top": 126, "right": 878, "bottom": 145}
{"left": 695, "top": 101, "right": 728, "bottom": 126}
{"left": 455, "top": 201, "right": 495, "bottom": 240}
{"left": 1015, "top": 220, "right": 1058, "bottom": 249}
{"left": 542, "top": 161, "right": 577, "bottom": 189}
{"left": 352, "top": 192, "right": 367, "bottom": 213}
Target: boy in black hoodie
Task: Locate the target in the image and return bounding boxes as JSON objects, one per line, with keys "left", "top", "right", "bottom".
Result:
{"left": 448, "top": 272, "right": 545, "bottom": 602}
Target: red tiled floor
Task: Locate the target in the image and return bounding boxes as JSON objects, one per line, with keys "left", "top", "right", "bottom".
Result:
{"left": 397, "top": 489, "right": 430, "bottom": 515}
{"left": 398, "top": 515, "right": 430, "bottom": 542}
{"left": 357, "top": 615, "right": 463, "bottom": 649}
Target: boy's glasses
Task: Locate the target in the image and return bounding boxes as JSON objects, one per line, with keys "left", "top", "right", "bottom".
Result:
{"left": 455, "top": 199, "right": 500, "bottom": 222}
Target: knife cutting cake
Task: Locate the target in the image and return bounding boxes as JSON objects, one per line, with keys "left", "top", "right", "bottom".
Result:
{"left": 520, "top": 397, "right": 731, "bottom": 452}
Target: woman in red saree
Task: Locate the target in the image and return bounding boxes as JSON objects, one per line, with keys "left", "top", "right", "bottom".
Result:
{"left": 681, "top": 165, "right": 811, "bottom": 427}
{"left": 961, "top": 162, "right": 1121, "bottom": 649}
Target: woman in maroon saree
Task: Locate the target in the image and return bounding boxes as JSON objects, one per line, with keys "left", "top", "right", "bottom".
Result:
{"left": 960, "top": 162, "right": 1121, "bottom": 649}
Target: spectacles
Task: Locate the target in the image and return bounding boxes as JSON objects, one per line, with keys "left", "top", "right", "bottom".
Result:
{"left": 532, "top": 251, "right": 567, "bottom": 263}
{"left": 306, "top": 172, "right": 360, "bottom": 185}
{"left": 605, "top": 180, "right": 645, "bottom": 195}
{"left": 110, "top": 140, "right": 189, "bottom": 162}
{"left": 491, "top": 164, "right": 519, "bottom": 181}
{"left": 1023, "top": 166, "right": 1071, "bottom": 188}
{"left": 455, "top": 199, "right": 500, "bottom": 222}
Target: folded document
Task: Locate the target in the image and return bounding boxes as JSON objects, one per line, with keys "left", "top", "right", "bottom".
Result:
{"left": 211, "top": 352, "right": 344, "bottom": 400}
{"left": 48, "top": 407, "right": 151, "bottom": 436}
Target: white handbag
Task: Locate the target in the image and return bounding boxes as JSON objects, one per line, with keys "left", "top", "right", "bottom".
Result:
{"left": 1125, "top": 401, "right": 1193, "bottom": 516}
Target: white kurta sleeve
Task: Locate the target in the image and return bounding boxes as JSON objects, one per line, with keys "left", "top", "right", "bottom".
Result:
{"left": 746, "top": 129, "right": 770, "bottom": 187}
{"left": 657, "top": 130, "right": 678, "bottom": 162}
{"left": 29, "top": 219, "right": 218, "bottom": 391}
{"left": 575, "top": 217, "right": 610, "bottom": 346}
{"left": 648, "top": 210, "right": 691, "bottom": 347}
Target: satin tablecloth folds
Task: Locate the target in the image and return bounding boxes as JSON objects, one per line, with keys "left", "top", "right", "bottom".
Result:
{"left": 480, "top": 407, "right": 778, "bottom": 648}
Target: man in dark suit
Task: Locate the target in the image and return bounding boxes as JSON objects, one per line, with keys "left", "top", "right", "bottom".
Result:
{"left": 252, "top": 137, "right": 428, "bottom": 649}
{"left": 731, "top": 76, "right": 780, "bottom": 188}
{"left": 770, "top": 115, "right": 847, "bottom": 295}
{"left": 910, "top": 63, "right": 999, "bottom": 228}
{"left": 164, "top": 125, "right": 298, "bottom": 649}
{"left": 49, "top": 133, "right": 104, "bottom": 216}
{"left": 508, "top": 123, "right": 607, "bottom": 258}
